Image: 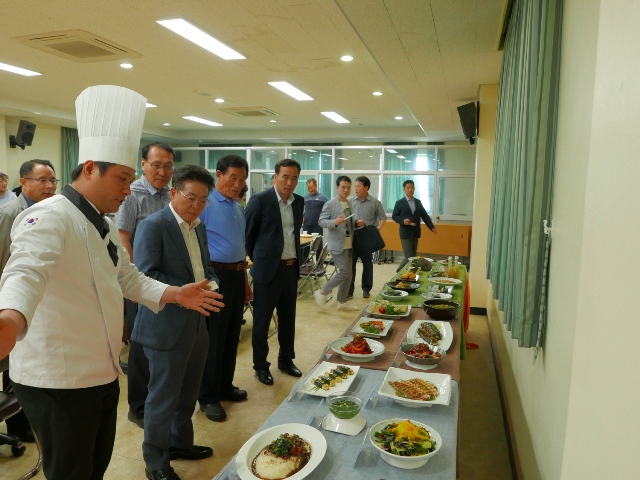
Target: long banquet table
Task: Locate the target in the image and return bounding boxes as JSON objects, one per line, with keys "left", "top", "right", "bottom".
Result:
{"left": 214, "top": 262, "right": 467, "bottom": 480}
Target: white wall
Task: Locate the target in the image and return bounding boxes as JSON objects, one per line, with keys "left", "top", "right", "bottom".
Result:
{"left": 488, "top": 1, "right": 640, "bottom": 478}
{"left": 1, "top": 117, "right": 62, "bottom": 188}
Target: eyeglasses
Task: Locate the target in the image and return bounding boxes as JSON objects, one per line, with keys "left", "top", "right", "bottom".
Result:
{"left": 176, "top": 188, "right": 210, "bottom": 207}
{"left": 147, "top": 163, "right": 174, "bottom": 172}
{"left": 23, "top": 178, "right": 60, "bottom": 186}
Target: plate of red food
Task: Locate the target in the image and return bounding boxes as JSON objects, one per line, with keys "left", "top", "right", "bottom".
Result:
{"left": 330, "top": 335, "right": 385, "bottom": 362}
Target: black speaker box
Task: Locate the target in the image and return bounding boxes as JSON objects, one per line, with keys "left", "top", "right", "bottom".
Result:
{"left": 9, "top": 120, "right": 37, "bottom": 149}
{"left": 457, "top": 102, "right": 477, "bottom": 145}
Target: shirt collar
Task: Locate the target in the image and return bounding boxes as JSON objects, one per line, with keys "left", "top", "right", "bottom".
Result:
{"left": 405, "top": 196, "right": 415, "bottom": 202}
{"left": 274, "top": 187, "right": 294, "bottom": 206}
{"left": 354, "top": 194, "right": 371, "bottom": 203}
{"left": 169, "top": 203, "right": 201, "bottom": 230}
{"left": 140, "top": 175, "right": 170, "bottom": 196}
{"left": 211, "top": 187, "right": 237, "bottom": 205}
{"left": 21, "top": 193, "right": 36, "bottom": 207}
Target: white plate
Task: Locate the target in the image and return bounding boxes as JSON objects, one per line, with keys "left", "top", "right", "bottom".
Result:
{"left": 429, "top": 277, "right": 462, "bottom": 286}
{"left": 378, "top": 368, "right": 452, "bottom": 407}
{"left": 322, "top": 412, "right": 366, "bottom": 436}
{"left": 364, "top": 302, "right": 411, "bottom": 320}
{"left": 379, "top": 289, "right": 409, "bottom": 301}
{"left": 351, "top": 319, "right": 394, "bottom": 338}
{"left": 409, "top": 256, "right": 433, "bottom": 262}
{"left": 235, "top": 423, "right": 327, "bottom": 480}
{"left": 298, "top": 361, "right": 360, "bottom": 397}
{"left": 406, "top": 320, "right": 454, "bottom": 351}
{"left": 421, "top": 292, "right": 453, "bottom": 301}
{"left": 330, "top": 336, "right": 385, "bottom": 362}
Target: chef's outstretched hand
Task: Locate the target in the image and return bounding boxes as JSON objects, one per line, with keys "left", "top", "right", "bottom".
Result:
{"left": 174, "top": 279, "right": 224, "bottom": 315}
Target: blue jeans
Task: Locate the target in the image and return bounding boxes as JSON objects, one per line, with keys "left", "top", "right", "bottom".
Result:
{"left": 348, "top": 248, "right": 373, "bottom": 296}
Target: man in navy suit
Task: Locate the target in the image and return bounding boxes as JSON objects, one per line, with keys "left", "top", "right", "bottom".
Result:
{"left": 131, "top": 165, "right": 223, "bottom": 480}
{"left": 245, "top": 159, "right": 304, "bottom": 386}
{"left": 391, "top": 179, "right": 438, "bottom": 271}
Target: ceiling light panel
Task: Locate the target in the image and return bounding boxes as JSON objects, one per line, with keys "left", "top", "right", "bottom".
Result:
{"left": 268, "top": 82, "right": 313, "bottom": 101}
{"left": 157, "top": 19, "right": 245, "bottom": 60}
{"left": 183, "top": 116, "right": 223, "bottom": 127}
{"left": 321, "top": 112, "right": 349, "bottom": 124}
{"left": 0, "top": 62, "right": 41, "bottom": 76}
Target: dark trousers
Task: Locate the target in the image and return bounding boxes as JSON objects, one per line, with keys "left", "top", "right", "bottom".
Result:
{"left": 199, "top": 267, "right": 245, "bottom": 404}
{"left": 303, "top": 224, "right": 323, "bottom": 259}
{"left": 348, "top": 248, "right": 373, "bottom": 296}
{"left": 13, "top": 379, "right": 119, "bottom": 480}
{"left": 397, "top": 237, "right": 419, "bottom": 271}
{"left": 252, "top": 261, "right": 298, "bottom": 371}
{"left": 2, "top": 369, "right": 30, "bottom": 433}
{"left": 126, "top": 299, "right": 149, "bottom": 417}
{"left": 143, "top": 318, "right": 208, "bottom": 470}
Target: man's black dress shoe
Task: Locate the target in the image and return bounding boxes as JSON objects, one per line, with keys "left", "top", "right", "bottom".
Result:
{"left": 127, "top": 408, "right": 144, "bottom": 429}
{"left": 200, "top": 402, "right": 226, "bottom": 422}
{"left": 278, "top": 362, "right": 302, "bottom": 377}
{"left": 168, "top": 445, "right": 213, "bottom": 461}
{"left": 8, "top": 429, "right": 35, "bottom": 443}
{"left": 145, "top": 466, "right": 181, "bottom": 480}
{"left": 220, "top": 387, "right": 248, "bottom": 402}
{"left": 255, "top": 369, "right": 273, "bottom": 385}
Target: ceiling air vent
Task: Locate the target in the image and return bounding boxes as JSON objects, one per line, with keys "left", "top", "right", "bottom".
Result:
{"left": 12, "top": 29, "right": 141, "bottom": 63}
{"left": 220, "top": 107, "right": 279, "bottom": 118}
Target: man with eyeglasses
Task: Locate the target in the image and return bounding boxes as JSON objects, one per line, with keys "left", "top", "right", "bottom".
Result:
{"left": 115, "top": 142, "right": 174, "bottom": 429}
{"left": 197, "top": 155, "right": 250, "bottom": 422}
{"left": 0, "top": 159, "right": 58, "bottom": 443}
{"left": 315, "top": 176, "right": 359, "bottom": 310}
{"left": 0, "top": 172, "right": 17, "bottom": 206}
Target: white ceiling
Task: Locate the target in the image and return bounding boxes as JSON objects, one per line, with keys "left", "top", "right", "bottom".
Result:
{"left": 0, "top": 0, "right": 506, "bottom": 145}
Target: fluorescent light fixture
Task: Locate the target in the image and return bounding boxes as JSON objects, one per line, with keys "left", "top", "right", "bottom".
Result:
{"left": 305, "top": 149, "right": 317, "bottom": 153}
{"left": 34, "top": 112, "right": 42, "bottom": 115}
{"left": 182, "top": 116, "right": 223, "bottom": 127}
{"left": 397, "top": 155, "right": 406, "bottom": 159}
{"left": 146, "top": 103, "right": 157, "bottom": 108}
{"left": 386, "top": 149, "right": 397, "bottom": 154}
{"left": 373, "top": 91, "right": 382, "bottom": 96}
{"left": 163, "top": 123, "right": 170, "bottom": 126}
{"left": 0, "top": 62, "right": 41, "bottom": 76}
{"left": 270, "top": 120, "right": 277, "bottom": 123}
{"left": 321, "top": 111, "right": 349, "bottom": 124}
{"left": 268, "top": 81, "right": 313, "bottom": 101}
{"left": 404, "top": 160, "right": 411, "bottom": 163}
{"left": 338, "top": 157, "right": 348, "bottom": 160}
{"left": 214, "top": 98, "right": 224, "bottom": 103}
{"left": 395, "top": 116, "right": 403, "bottom": 120}
{"left": 322, "top": 153, "right": 332, "bottom": 156}
{"left": 157, "top": 19, "right": 245, "bottom": 60}
{"left": 341, "top": 55, "right": 353, "bottom": 62}
{"left": 120, "top": 63, "right": 133, "bottom": 69}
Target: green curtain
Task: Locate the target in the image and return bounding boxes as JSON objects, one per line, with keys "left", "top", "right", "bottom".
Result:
{"left": 486, "top": 0, "right": 562, "bottom": 349}
{"left": 61, "top": 127, "right": 79, "bottom": 186}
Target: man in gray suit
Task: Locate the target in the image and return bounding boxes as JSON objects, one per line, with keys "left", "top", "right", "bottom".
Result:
{"left": 0, "top": 159, "right": 58, "bottom": 442}
{"left": 131, "top": 165, "right": 223, "bottom": 480}
{"left": 314, "top": 176, "right": 359, "bottom": 311}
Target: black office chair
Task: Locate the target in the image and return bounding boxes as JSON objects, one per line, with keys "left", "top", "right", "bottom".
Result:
{"left": 0, "top": 357, "right": 42, "bottom": 479}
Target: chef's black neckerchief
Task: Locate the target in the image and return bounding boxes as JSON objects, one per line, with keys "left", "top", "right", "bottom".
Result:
{"left": 60, "top": 184, "right": 119, "bottom": 267}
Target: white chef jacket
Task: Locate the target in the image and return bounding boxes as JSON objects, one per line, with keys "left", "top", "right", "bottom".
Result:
{"left": 0, "top": 194, "right": 168, "bottom": 389}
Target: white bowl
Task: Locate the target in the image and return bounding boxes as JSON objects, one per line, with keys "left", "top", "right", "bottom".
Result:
{"left": 380, "top": 289, "right": 409, "bottom": 301}
{"left": 369, "top": 418, "right": 442, "bottom": 469}
{"left": 330, "top": 336, "right": 385, "bottom": 362}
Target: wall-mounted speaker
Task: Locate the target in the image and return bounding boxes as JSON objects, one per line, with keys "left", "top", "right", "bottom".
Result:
{"left": 9, "top": 120, "right": 37, "bottom": 149}
{"left": 457, "top": 102, "right": 478, "bottom": 145}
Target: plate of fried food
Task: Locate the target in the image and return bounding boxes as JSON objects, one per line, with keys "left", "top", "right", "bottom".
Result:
{"left": 406, "top": 320, "right": 454, "bottom": 351}
{"left": 378, "top": 368, "right": 452, "bottom": 407}
{"left": 330, "top": 335, "right": 385, "bottom": 362}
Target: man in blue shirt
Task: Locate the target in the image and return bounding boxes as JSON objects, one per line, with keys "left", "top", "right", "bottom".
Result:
{"left": 303, "top": 178, "right": 328, "bottom": 259}
{"left": 198, "top": 155, "right": 250, "bottom": 421}
{"left": 115, "top": 142, "right": 174, "bottom": 428}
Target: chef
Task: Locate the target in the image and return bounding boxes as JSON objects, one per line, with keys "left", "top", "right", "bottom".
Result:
{"left": 0, "top": 85, "right": 224, "bottom": 480}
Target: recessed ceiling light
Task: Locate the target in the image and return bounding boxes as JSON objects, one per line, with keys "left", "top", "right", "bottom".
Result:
{"left": 163, "top": 123, "right": 170, "bottom": 126}
{"left": 321, "top": 112, "right": 349, "bottom": 124}
{"left": 146, "top": 103, "right": 157, "bottom": 108}
{"left": 268, "top": 81, "right": 313, "bottom": 101}
{"left": 214, "top": 98, "right": 224, "bottom": 103}
{"left": 397, "top": 155, "right": 406, "bottom": 159}
{"left": 340, "top": 55, "right": 353, "bottom": 62}
{"left": 373, "top": 91, "right": 382, "bottom": 96}
{"left": 386, "top": 149, "right": 397, "bottom": 154}
{"left": 404, "top": 160, "right": 411, "bottom": 163}
{"left": 157, "top": 19, "right": 245, "bottom": 60}
{"left": 306, "top": 149, "right": 317, "bottom": 153}
{"left": 120, "top": 63, "right": 133, "bottom": 69}
{"left": 395, "top": 116, "right": 403, "bottom": 120}
{"left": 0, "top": 62, "right": 41, "bottom": 76}
{"left": 270, "top": 120, "right": 277, "bottom": 123}
{"left": 182, "top": 116, "right": 223, "bottom": 127}
{"left": 338, "top": 157, "right": 348, "bottom": 160}
{"left": 34, "top": 112, "right": 42, "bottom": 115}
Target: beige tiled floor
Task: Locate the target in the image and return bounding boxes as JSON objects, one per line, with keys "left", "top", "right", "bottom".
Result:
{"left": 1, "top": 259, "right": 513, "bottom": 479}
